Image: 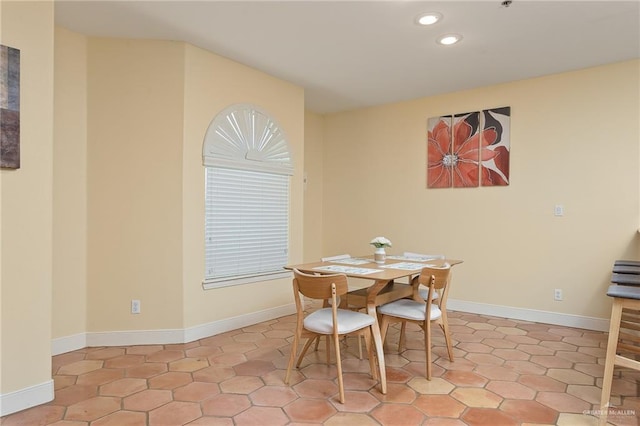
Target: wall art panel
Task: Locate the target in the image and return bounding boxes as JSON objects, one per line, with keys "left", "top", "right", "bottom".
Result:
{"left": 427, "top": 115, "right": 453, "bottom": 188}
{"left": 481, "top": 106, "right": 510, "bottom": 186}
{"left": 452, "top": 111, "right": 480, "bottom": 188}
{"left": 1, "top": 44, "right": 20, "bottom": 169}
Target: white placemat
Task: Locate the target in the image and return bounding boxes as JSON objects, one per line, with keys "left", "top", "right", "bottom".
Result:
{"left": 387, "top": 255, "right": 443, "bottom": 262}
{"left": 329, "top": 258, "right": 371, "bottom": 265}
{"left": 381, "top": 262, "right": 434, "bottom": 271}
{"left": 313, "top": 265, "right": 382, "bottom": 275}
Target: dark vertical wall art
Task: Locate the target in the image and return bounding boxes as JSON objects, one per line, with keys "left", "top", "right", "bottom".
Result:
{"left": 1, "top": 44, "right": 20, "bottom": 169}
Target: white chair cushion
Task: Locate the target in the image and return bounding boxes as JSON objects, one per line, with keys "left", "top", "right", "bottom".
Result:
{"left": 377, "top": 299, "right": 442, "bottom": 321}
{"left": 327, "top": 296, "right": 341, "bottom": 306}
{"left": 419, "top": 287, "right": 439, "bottom": 300}
{"left": 304, "top": 308, "right": 375, "bottom": 334}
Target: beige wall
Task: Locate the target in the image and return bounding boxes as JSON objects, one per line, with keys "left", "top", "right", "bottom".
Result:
{"left": 53, "top": 26, "right": 87, "bottom": 340}
{"left": 86, "top": 38, "right": 186, "bottom": 331}
{"left": 303, "top": 111, "right": 324, "bottom": 263}
{"left": 181, "top": 44, "right": 304, "bottom": 327}
{"left": 1, "top": 0, "right": 54, "bottom": 400}
{"left": 54, "top": 36, "right": 304, "bottom": 334}
{"left": 319, "top": 60, "right": 640, "bottom": 321}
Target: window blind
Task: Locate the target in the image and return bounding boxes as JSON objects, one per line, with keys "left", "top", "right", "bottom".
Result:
{"left": 204, "top": 166, "right": 289, "bottom": 283}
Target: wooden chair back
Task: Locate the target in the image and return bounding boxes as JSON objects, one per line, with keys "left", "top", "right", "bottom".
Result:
{"left": 292, "top": 269, "right": 348, "bottom": 305}
{"left": 417, "top": 265, "right": 452, "bottom": 307}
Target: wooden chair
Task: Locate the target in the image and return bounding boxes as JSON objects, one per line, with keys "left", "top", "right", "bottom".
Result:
{"left": 377, "top": 265, "right": 454, "bottom": 379}
{"left": 313, "top": 254, "right": 364, "bottom": 358}
{"left": 284, "top": 269, "right": 380, "bottom": 403}
{"left": 399, "top": 252, "right": 446, "bottom": 349}
{"left": 599, "top": 284, "right": 640, "bottom": 425}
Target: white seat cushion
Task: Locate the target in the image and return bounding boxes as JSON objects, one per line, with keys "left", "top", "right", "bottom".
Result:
{"left": 418, "top": 287, "right": 439, "bottom": 300}
{"left": 377, "top": 299, "right": 442, "bottom": 321}
{"left": 304, "top": 308, "right": 375, "bottom": 334}
{"left": 327, "top": 296, "right": 341, "bottom": 306}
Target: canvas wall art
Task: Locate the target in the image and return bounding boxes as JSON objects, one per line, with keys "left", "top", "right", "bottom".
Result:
{"left": 1, "top": 44, "right": 20, "bottom": 169}
{"left": 427, "top": 106, "right": 510, "bottom": 188}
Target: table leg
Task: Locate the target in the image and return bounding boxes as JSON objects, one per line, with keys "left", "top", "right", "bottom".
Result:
{"left": 367, "top": 302, "right": 387, "bottom": 395}
{"left": 365, "top": 279, "right": 391, "bottom": 395}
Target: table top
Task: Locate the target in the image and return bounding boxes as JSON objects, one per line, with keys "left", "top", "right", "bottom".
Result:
{"left": 285, "top": 255, "right": 463, "bottom": 282}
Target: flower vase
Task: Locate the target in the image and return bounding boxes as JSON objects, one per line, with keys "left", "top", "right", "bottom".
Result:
{"left": 374, "top": 247, "right": 386, "bottom": 264}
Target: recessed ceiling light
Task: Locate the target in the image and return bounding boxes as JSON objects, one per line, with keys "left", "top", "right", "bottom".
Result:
{"left": 437, "top": 34, "right": 463, "bottom": 45}
{"left": 416, "top": 12, "right": 442, "bottom": 26}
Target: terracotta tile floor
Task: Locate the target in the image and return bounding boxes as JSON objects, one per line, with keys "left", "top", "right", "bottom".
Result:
{"left": 2, "top": 310, "right": 639, "bottom": 425}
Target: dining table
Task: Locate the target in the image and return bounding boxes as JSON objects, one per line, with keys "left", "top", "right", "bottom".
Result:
{"left": 284, "top": 254, "right": 463, "bottom": 395}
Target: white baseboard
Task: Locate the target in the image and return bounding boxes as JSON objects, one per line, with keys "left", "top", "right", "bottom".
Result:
{"left": 50, "top": 303, "right": 296, "bottom": 354}
{"left": 86, "top": 328, "right": 186, "bottom": 348}
{"left": 52, "top": 332, "right": 87, "bottom": 356}
{"left": 51, "top": 299, "right": 607, "bottom": 357}
{"left": 448, "top": 299, "right": 610, "bottom": 332}
{"left": 184, "top": 303, "right": 296, "bottom": 342}
{"left": 0, "top": 380, "right": 54, "bottom": 417}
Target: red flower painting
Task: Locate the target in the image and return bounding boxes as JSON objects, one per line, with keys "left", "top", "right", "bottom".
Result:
{"left": 480, "top": 107, "right": 510, "bottom": 186}
{"left": 427, "top": 107, "right": 510, "bottom": 188}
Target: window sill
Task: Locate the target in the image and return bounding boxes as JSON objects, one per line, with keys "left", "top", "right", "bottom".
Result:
{"left": 202, "top": 270, "right": 292, "bottom": 290}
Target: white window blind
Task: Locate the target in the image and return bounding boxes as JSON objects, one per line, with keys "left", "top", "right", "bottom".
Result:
{"left": 204, "top": 166, "right": 289, "bottom": 283}
{"left": 202, "top": 104, "right": 293, "bottom": 288}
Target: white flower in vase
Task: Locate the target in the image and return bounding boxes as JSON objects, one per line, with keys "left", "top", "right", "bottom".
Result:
{"left": 370, "top": 237, "right": 392, "bottom": 264}
{"left": 370, "top": 236, "right": 392, "bottom": 249}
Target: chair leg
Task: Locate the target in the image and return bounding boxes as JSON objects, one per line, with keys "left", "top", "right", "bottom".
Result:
{"left": 285, "top": 332, "right": 300, "bottom": 384}
{"left": 296, "top": 337, "right": 316, "bottom": 368}
{"left": 311, "top": 335, "right": 339, "bottom": 354}
{"left": 363, "top": 329, "right": 377, "bottom": 381}
{"left": 439, "top": 313, "right": 454, "bottom": 362}
{"left": 333, "top": 332, "right": 345, "bottom": 404}
{"left": 325, "top": 334, "right": 331, "bottom": 365}
{"left": 398, "top": 321, "right": 407, "bottom": 352}
{"left": 425, "top": 321, "right": 432, "bottom": 380}
{"left": 599, "top": 299, "right": 623, "bottom": 426}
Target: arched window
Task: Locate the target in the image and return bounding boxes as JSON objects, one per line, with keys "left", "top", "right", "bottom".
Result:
{"left": 202, "top": 104, "right": 293, "bottom": 289}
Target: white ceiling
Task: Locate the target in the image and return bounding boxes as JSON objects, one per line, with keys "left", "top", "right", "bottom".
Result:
{"left": 54, "top": 1, "right": 640, "bottom": 114}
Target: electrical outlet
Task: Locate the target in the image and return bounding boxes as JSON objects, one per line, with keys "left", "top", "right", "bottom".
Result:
{"left": 554, "top": 289, "right": 563, "bottom": 301}
{"left": 554, "top": 204, "right": 564, "bottom": 216}
{"left": 131, "top": 299, "right": 141, "bottom": 314}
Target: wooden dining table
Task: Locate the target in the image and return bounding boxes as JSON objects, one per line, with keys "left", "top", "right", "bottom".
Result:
{"left": 284, "top": 254, "right": 463, "bottom": 395}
